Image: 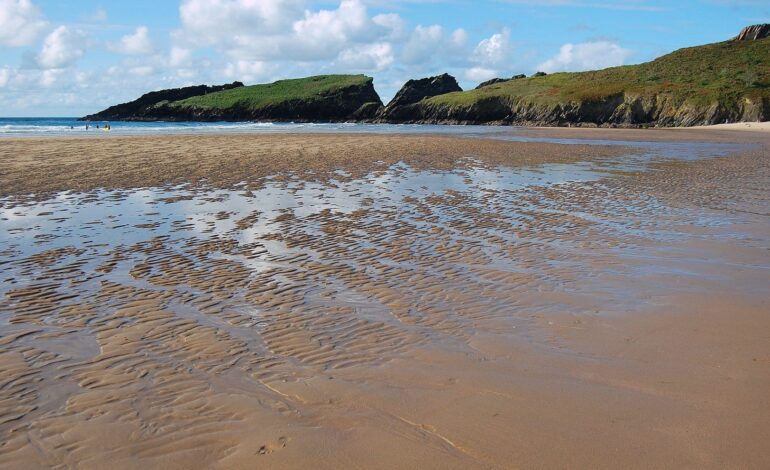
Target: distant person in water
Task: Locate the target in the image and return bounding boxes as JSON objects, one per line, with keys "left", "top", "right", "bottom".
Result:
{"left": 85, "top": 124, "right": 89, "bottom": 130}
{"left": 96, "top": 125, "right": 99, "bottom": 129}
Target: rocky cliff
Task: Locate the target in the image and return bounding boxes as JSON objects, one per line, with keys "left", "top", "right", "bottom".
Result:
{"left": 735, "top": 24, "right": 770, "bottom": 41}
{"left": 475, "top": 75, "right": 526, "bottom": 90}
{"left": 401, "top": 93, "right": 769, "bottom": 127}
{"left": 83, "top": 75, "right": 381, "bottom": 122}
{"left": 376, "top": 73, "right": 461, "bottom": 121}
{"left": 82, "top": 82, "right": 244, "bottom": 121}
{"left": 392, "top": 25, "right": 770, "bottom": 127}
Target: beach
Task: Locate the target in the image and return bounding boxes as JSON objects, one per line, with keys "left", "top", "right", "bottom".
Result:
{"left": 0, "top": 128, "right": 768, "bottom": 469}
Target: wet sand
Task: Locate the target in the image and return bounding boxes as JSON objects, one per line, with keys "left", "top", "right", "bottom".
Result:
{"left": 0, "top": 129, "right": 768, "bottom": 469}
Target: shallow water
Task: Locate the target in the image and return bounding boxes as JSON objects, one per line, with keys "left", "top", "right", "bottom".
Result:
{"left": 0, "top": 118, "right": 509, "bottom": 137}
{"left": 0, "top": 139, "right": 753, "bottom": 310}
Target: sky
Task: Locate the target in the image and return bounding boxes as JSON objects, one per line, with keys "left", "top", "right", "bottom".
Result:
{"left": 0, "top": 0, "right": 768, "bottom": 117}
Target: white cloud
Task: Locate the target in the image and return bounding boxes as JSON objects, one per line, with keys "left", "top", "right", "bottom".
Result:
{"left": 401, "top": 24, "right": 467, "bottom": 67}
{"left": 336, "top": 42, "right": 394, "bottom": 71}
{"left": 463, "top": 29, "right": 512, "bottom": 83}
{"left": 169, "top": 46, "right": 193, "bottom": 67}
{"left": 0, "top": 0, "right": 48, "bottom": 46}
{"left": 464, "top": 67, "right": 498, "bottom": 82}
{"left": 178, "top": 0, "right": 303, "bottom": 46}
{"left": 40, "top": 68, "right": 63, "bottom": 87}
{"left": 288, "top": 0, "right": 380, "bottom": 60}
{"left": 223, "top": 60, "right": 271, "bottom": 82}
{"left": 473, "top": 29, "right": 510, "bottom": 66}
{"left": 128, "top": 65, "right": 154, "bottom": 77}
{"left": 372, "top": 13, "right": 406, "bottom": 40}
{"left": 108, "top": 26, "right": 153, "bottom": 55}
{"left": 537, "top": 41, "right": 632, "bottom": 73}
{"left": 172, "top": 0, "right": 409, "bottom": 80}
{"left": 175, "top": 0, "right": 400, "bottom": 66}
{"left": 451, "top": 29, "right": 468, "bottom": 48}
{"left": 36, "top": 26, "right": 87, "bottom": 69}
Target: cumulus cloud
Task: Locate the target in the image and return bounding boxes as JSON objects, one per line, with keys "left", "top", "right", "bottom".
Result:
{"left": 460, "top": 29, "right": 513, "bottom": 84}
{"left": 108, "top": 26, "right": 154, "bottom": 55}
{"left": 402, "top": 25, "right": 467, "bottom": 66}
{"left": 40, "top": 68, "right": 64, "bottom": 87}
{"left": 537, "top": 41, "right": 632, "bottom": 73}
{"left": 372, "top": 13, "right": 406, "bottom": 40}
{"left": 175, "top": 0, "right": 401, "bottom": 64}
{"left": 36, "top": 26, "right": 87, "bottom": 69}
{"left": 223, "top": 60, "right": 272, "bottom": 82}
{"left": 464, "top": 66, "right": 498, "bottom": 82}
{"left": 168, "top": 46, "right": 193, "bottom": 68}
{"left": 473, "top": 29, "right": 511, "bottom": 66}
{"left": 0, "top": 0, "right": 48, "bottom": 46}
{"left": 178, "top": 0, "right": 303, "bottom": 46}
{"left": 336, "top": 42, "right": 394, "bottom": 71}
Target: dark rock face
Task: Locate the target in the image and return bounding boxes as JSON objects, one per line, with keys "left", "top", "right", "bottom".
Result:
{"left": 397, "top": 93, "right": 769, "bottom": 127}
{"left": 476, "top": 78, "right": 508, "bottom": 89}
{"left": 378, "top": 73, "right": 461, "bottom": 120}
{"left": 735, "top": 24, "right": 770, "bottom": 41}
{"left": 81, "top": 82, "right": 244, "bottom": 121}
{"left": 475, "top": 74, "right": 526, "bottom": 89}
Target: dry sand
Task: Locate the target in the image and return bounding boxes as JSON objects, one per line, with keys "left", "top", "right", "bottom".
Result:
{"left": 695, "top": 121, "right": 770, "bottom": 132}
{"left": 0, "top": 129, "right": 768, "bottom": 469}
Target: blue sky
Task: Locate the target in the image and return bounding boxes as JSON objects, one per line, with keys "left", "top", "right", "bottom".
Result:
{"left": 0, "top": 0, "right": 768, "bottom": 116}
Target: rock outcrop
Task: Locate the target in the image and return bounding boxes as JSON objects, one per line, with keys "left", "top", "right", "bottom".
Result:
{"left": 475, "top": 75, "right": 526, "bottom": 89}
{"left": 82, "top": 82, "right": 244, "bottom": 121}
{"left": 399, "top": 93, "right": 770, "bottom": 127}
{"left": 159, "top": 78, "right": 382, "bottom": 122}
{"left": 377, "top": 74, "right": 461, "bottom": 121}
{"left": 735, "top": 24, "right": 770, "bottom": 41}
{"left": 83, "top": 76, "right": 382, "bottom": 122}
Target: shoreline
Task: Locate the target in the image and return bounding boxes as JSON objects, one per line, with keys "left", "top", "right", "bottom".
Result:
{"left": 1, "top": 120, "right": 768, "bottom": 141}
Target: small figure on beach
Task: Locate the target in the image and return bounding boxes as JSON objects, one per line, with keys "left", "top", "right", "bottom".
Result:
{"left": 85, "top": 124, "right": 89, "bottom": 130}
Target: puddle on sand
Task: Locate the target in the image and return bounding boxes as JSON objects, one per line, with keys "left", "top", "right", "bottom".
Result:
{"left": 1, "top": 144, "right": 756, "bottom": 338}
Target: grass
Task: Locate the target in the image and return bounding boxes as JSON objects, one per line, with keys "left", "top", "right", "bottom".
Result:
{"left": 169, "top": 75, "right": 373, "bottom": 110}
{"left": 428, "top": 37, "right": 770, "bottom": 109}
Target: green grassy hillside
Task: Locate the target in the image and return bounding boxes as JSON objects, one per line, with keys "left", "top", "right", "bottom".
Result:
{"left": 169, "top": 74, "right": 374, "bottom": 110}
{"left": 426, "top": 37, "right": 770, "bottom": 119}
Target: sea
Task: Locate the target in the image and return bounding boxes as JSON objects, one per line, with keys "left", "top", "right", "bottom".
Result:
{"left": 0, "top": 117, "right": 504, "bottom": 137}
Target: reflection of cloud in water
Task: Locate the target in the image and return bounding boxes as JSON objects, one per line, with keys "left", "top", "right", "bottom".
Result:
{"left": 0, "top": 141, "right": 742, "bottom": 262}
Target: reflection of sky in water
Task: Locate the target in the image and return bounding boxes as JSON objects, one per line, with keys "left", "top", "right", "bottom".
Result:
{"left": 0, "top": 137, "right": 748, "bottom": 266}
{"left": 0, "top": 161, "right": 604, "bottom": 256}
